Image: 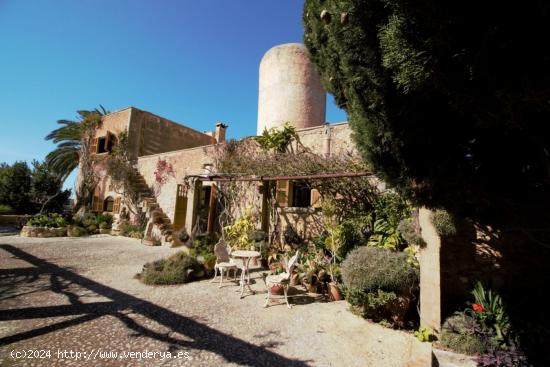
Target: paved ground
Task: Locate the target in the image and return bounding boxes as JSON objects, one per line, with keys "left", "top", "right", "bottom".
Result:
{"left": 0, "top": 235, "right": 416, "bottom": 366}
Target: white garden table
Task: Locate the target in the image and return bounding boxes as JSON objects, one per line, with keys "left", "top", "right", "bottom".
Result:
{"left": 231, "top": 250, "right": 260, "bottom": 299}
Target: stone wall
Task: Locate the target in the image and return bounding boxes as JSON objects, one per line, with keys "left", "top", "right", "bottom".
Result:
{"left": 132, "top": 109, "right": 216, "bottom": 157}
{"left": 21, "top": 226, "right": 67, "bottom": 238}
{"left": 0, "top": 215, "right": 31, "bottom": 226}
{"left": 296, "top": 122, "right": 356, "bottom": 156}
{"left": 277, "top": 207, "right": 323, "bottom": 245}
{"left": 136, "top": 145, "right": 219, "bottom": 225}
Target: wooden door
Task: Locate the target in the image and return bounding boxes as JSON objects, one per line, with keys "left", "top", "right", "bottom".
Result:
{"left": 173, "top": 184, "right": 187, "bottom": 231}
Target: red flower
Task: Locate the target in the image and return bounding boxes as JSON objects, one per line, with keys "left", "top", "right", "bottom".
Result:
{"left": 472, "top": 303, "right": 485, "bottom": 313}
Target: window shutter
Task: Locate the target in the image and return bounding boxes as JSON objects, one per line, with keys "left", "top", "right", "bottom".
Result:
{"left": 276, "top": 180, "right": 293, "bottom": 208}
{"left": 91, "top": 195, "right": 101, "bottom": 212}
{"left": 90, "top": 137, "right": 98, "bottom": 154}
{"left": 106, "top": 132, "right": 112, "bottom": 153}
{"left": 113, "top": 197, "right": 121, "bottom": 213}
{"left": 311, "top": 189, "right": 322, "bottom": 208}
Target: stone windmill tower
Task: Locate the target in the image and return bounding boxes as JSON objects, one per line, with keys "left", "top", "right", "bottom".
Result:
{"left": 257, "top": 43, "right": 326, "bottom": 135}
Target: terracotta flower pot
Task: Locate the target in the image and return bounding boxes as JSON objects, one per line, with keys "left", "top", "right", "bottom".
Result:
{"left": 328, "top": 282, "right": 343, "bottom": 301}
{"left": 270, "top": 284, "right": 284, "bottom": 295}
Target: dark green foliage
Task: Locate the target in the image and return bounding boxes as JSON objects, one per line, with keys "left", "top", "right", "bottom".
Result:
{"left": 340, "top": 246, "right": 418, "bottom": 325}
{"left": 27, "top": 213, "right": 67, "bottom": 228}
{"left": 45, "top": 106, "right": 107, "bottom": 182}
{"left": 253, "top": 122, "right": 299, "bottom": 153}
{"left": 336, "top": 214, "right": 371, "bottom": 259}
{"left": 441, "top": 313, "right": 487, "bottom": 355}
{"left": 373, "top": 193, "right": 410, "bottom": 229}
{"left": 0, "top": 204, "right": 14, "bottom": 215}
{"left": 189, "top": 233, "right": 218, "bottom": 257}
{"left": 71, "top": 212, "right": 113, "bottom": 234}
{"left": 0, "top": 162, "right": 31, "bottom": 213}
{"left": 95, "top": 213, "right": 113, "bottom": 226}
{"left": 28, "top": 160, "right": 71, "bottom": 213}
{"left": 341, "top": 246, "right": 419, "bottom": 293}
{"left": 304, "top": 0, "right": 550, "bottom": 224}
{"left": 432, "top": 209, "right": 457, "bottom": 237}
{"left": 397, "top": 217, "right": 425, "bottom": 247}
{"left": 118, "top": 223, "right": 144, "bottom": 238}
{"left": 140, "top": 252, "right": 203, "bottom": 285}
{"left": 0, "top": 160, "right": 70, "bottom": 214}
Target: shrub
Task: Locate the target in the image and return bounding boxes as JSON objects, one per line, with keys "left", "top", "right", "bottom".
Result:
{"left": 87, "top": 224, "right": 98, "bottom": 234}
{"left": 67, "top": 226, "right": 88, "bottom": 237}
{"left": 96, "top": 213, "right": 113, "bottom": 226}
{"left": 432, "top": 209, "right": 457, "bottom": 237}
{"left": 397, "top": 217, "right": 426, "bottom": 247}
{"left": 336, "top": 215, "right": 371, "bottom": 260}
{"left": 99, "top": 222, "right": 110, "bottom": 230}
{"left": 26, "top": 213, "right": 67, "bottom": 228}
{"left": 119, "top": 223, "right": 144, "bottom": 238}
{"left": 471, "top": 282, "right": 510, "bottom": 345}
{"left": 341, "top": 247, "right": 419, "bottom": 325}
{"left": 191, "top": 233, "right": 217, "bottom": 256}
{"left": 441, "top": 313, "right": 487, "bottom": 355}
{"left": 0, "top": 204, "right": 14, "bottom": 215}
{"left": 140, "top": 252, "right": 203, "bottom": 285}
{"left": 341, "top": 247, "right": 419, "bottom": 294}
{"left": 72, "top": 212, "right": 97, "bottom": 227}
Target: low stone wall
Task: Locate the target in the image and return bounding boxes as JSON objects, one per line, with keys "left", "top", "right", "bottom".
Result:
{"left": 20, "top": 226, "right": 67, "bottom": 238}
{"left": 0, "top": 215, "right": 31, "bottom": 226}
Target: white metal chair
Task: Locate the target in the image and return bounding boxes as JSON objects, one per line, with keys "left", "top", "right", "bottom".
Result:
{"left": 264, "top": 251, "right": 300, "bottom": 308}
{"left": 211, "top": 240, "right": 239, "bottom": 288}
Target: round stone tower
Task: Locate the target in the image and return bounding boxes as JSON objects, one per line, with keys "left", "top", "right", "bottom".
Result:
{"left": 257, "top": 43, "right": 326, "bottom": 135}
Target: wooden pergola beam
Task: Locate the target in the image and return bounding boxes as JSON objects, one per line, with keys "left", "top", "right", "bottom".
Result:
{"left": 187, "top": 172, "right": 371, "bottom": 182}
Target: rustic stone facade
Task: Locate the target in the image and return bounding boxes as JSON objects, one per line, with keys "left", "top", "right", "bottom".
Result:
{"left": 20, "top": 226, "right": 67, "bottom": 238}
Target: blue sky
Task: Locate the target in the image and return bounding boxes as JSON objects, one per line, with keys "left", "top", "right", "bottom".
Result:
{"left": 0, "top": 0, "right": 346, "bottom": 191}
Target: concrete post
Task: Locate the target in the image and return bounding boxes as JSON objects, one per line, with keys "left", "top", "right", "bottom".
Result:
{"left": 419, "top": 207, "right": 442, "bottom": 334}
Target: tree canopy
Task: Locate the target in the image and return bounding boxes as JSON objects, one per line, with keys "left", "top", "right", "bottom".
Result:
{"left": 45, "top": 106, "right": 108, "bottom": 209}
{"left": 0, "top": 160, "right": 70, "bottom": 214}
{"left": 303, "top": 0, "right": 550, "bottom": 224}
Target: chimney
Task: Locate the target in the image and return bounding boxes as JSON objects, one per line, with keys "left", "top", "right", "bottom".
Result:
{"left": 215, "top": 122, "right": 227, "bottom": 143}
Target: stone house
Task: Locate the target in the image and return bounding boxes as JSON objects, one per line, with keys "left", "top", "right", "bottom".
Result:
{"left": 86, "top": 43, "right": 357, "bottom": 245}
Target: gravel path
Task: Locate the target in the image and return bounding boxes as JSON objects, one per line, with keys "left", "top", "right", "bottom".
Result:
{"left": 0, "top": 235, "right": 415, "bottom": 366}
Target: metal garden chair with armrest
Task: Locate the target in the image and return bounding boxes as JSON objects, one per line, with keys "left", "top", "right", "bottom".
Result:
{"left": 263, "top": 251, "right": 300, "bottom": 309}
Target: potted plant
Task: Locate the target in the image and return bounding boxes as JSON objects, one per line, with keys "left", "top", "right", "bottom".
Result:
{"left": 327, "top": 263, "right": 343, "bottom": 301}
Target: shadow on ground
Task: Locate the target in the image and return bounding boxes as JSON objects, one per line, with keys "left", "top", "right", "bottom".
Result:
{"left": 0, "top": 244, "right": 310, "bottom": 366}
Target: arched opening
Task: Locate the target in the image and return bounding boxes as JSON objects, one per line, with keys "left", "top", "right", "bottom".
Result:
{"left": 103, "top": 196, "right": 114, "bottom": 212}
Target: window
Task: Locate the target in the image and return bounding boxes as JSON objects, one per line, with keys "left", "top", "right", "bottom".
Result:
{"left": 97, "top": 137, "right": 108, "bottom": 153}
{"left": 291, "top": 181, "right": 311, "bottom": 208}
{"left": 276, "top": 180, "right": 317, "bottom": 208}
{"left": 93, "top": 132, "right": 116, "bottom": 154}
{"left": 103, "top": 196, "right": 114, "bottom": 212}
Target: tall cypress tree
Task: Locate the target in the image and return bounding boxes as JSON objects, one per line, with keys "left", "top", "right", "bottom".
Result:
{"left": 303, "top": 0, "right": 550, "bottom": 224}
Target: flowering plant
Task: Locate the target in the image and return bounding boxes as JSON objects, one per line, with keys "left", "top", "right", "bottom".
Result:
{"left": 470, "top": 282, "right": 510, "bottom": 346}
{"left": 154, "top": 159, "right": 175, "bottom": 185}
{"left": 472, "top": 303, "right": 485, "bottom": 313}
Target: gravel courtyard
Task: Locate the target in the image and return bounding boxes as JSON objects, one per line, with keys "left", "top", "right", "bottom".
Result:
{"left": 0, "top": 235, "right": 417, "bottom": 366}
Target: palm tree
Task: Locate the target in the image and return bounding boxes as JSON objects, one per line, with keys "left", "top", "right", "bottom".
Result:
{"left": 45, "top": 106, "right": 108, "bottom": 207}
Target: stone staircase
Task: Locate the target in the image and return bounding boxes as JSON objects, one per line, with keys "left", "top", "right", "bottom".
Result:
{"left": 128, "top": 167, "right": 174, "bottom": 245}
